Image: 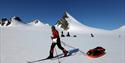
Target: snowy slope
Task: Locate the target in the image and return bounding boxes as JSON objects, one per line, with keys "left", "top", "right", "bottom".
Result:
{"left": 112, "top": 25, "right": 125, "bottom": 37}
{"left": 56, "top": 12, "right": 110, "bottom": 34}
{"left": 113, "top": 25, "right": 125, "bottom": 32}
{"left": 10, "top": 16, "right": 26, "bottom": 26}
{"left": 28, "top": 19, "right": 49, "bottom": 27}
{"left": 0, "top": 24, "right": 124, "bottom": 63}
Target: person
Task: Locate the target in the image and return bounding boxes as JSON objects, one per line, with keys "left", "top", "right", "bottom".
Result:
{"left": 90, "top": 33, "right": 94, "bottom": 37}
{"left": 66, "top": 32, "right": 70, "bottom": 37}
{"left": 47, "top": 26, "right": 68, "bottom": 59}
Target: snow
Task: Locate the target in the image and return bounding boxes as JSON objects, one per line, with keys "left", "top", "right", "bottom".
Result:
{"left": 56, "top": 12, "right": 111, "bottom": 34}
{"left": 114, "top": 25, "right": 125, "bottom": 32}
{"left": 8, "top": 16, "right": 27, "bottom": 26}
{"left": 0, "top": 17, "right": 50, "bottom": 28}
{"left": 0, "top": 13, "right": 125, "bottom": 63}
{"left": 28, "top": 19, "right": 45, "bottom": 26}
{"left": 0, "top": 24, "right": 124, "bottom": 63}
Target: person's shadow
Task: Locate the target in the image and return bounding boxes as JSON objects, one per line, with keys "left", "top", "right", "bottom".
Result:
{"left": 53, "top": 48, "right": 79, "bottom": 59}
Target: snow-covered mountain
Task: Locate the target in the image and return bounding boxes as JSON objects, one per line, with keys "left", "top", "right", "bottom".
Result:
{"left": 28, "top": 19, "right": 49, "bottom": 27}
{"left": 0, "top": 17, "right": 11, "bottom": 26}
{"left": 56, "top": 12, "right": 110, "bottom": 34}
{"left": 9, "top": 16, "right": 26, "bottom": 26}
{"left": 0, "top": 17, "right": 50, "bottom": 27}
{"left": 29, "top": 19, "right": 44, "bottom": 25}
{"left": 0, "top": 16, "right": 26, "bottom": 27}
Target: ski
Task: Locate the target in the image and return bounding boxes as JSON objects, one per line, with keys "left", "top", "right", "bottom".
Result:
{"left": 27, "top": 58, "right": 51, "bottom": 63}
{"left": 27, "top": 48, "right": 79, "bottom": 63}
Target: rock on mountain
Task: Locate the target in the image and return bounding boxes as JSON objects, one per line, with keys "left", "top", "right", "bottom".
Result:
{"left": 0, "top": 17, "right": 11, "bottom": 26}
{"left": 10, "top": 16, "right": 26, "bottom": 26}
{"left": 55, "top": 12, "right": 110, "bottom": 34}
{"left": 0, "top": 16, "right": 26, "bottom": 27}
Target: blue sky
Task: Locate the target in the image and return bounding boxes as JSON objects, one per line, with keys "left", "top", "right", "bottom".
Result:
{"left": 0, "top": 0, "right": 125, "bottom": 30}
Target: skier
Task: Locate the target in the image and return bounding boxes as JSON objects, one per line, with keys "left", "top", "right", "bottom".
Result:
{"left": 47, "top": 26, "right": 68, "bottom": 59}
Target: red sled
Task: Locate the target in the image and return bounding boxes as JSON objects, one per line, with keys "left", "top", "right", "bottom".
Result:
{"left": 87, "top": 47, "right": 106, "bottom": 58}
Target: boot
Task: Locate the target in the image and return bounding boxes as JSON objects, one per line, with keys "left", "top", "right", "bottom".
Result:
{"left": 47, "top": 51, "right": 54, "bottom": 59}
{"left": 47, "top": 55, "right": 54, "bottom": 59}
{"left": 47, "top": 54, "right": 54, "bottom": 59}
{"left": 63, "top": 49, "right": 68, "bottom": 57}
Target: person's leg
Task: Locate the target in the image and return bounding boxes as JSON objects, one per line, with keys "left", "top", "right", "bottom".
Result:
{"left": 47, "top": 43, "right": 56, "bottom": 58}
{"left": 57, "top": 38, "right": 68, "bottom": 56}
{"left": 57, "top": 38, "right": 64, "bottom": 50}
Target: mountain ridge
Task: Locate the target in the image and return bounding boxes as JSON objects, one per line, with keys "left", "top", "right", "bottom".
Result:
{"left": 56, "top": 12, "right": 111, "bottom": 33}
{"left": 0, "top": 12, "right": 124, "bottom": 32}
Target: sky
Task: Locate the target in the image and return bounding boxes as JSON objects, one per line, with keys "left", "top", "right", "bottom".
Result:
{"left": 0, "top": 0, "right": 125, "bottom": 30}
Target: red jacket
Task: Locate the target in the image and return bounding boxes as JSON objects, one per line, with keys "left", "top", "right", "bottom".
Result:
{"left": 52, "top": 29, "right": 59, "bottom": 39}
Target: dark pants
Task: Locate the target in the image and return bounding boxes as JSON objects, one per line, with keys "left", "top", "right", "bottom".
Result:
{"left": 49, "top": 37, "right": 65, "bottom": 57}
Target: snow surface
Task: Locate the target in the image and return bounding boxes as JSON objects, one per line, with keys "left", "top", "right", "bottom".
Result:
{"left": 0, "top": 13, "right": 125, "bottom": 63}
{"left": 0, "top": 23, "right": 125, "bottom": 63}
